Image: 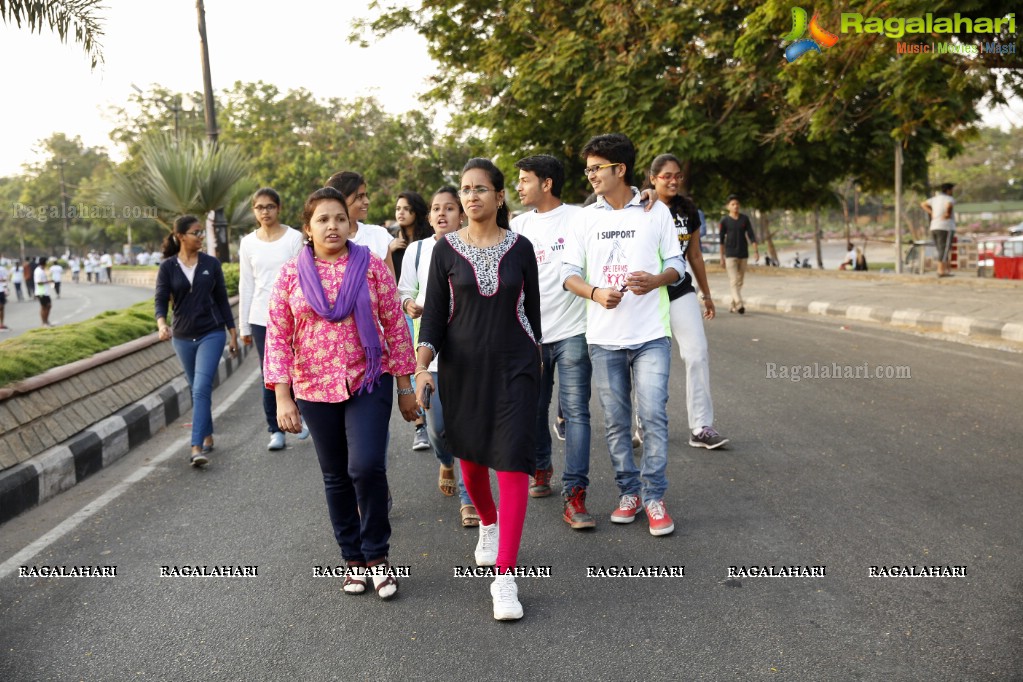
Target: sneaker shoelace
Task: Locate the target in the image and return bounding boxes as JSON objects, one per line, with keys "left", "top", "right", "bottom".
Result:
{"left": 619, "top": 495, "right": 639, "bottom": 511}
{"left": 495, "top": 576, "right": 517, "bottom": 600}
{"left": 701, "top": 427, "right": 720, "bottom": 439}
{"left": 481, "top": 526, "right": 498, "bottom": 552}
{"left": 647, "top": 500, "right": 667, "bottom": 520}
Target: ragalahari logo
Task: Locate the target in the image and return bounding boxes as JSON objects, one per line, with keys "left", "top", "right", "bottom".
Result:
{"left": 782, "top": 7, "right": 840, "bottom": 62}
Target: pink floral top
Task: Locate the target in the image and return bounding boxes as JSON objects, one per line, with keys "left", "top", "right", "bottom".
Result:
{"left": 264, "top": 251, "right": 415, "bottom": 402}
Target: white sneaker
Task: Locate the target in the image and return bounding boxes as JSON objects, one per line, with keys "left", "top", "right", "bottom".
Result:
{"left": 475, "top": 522, "right": 499, "bottom": 566}
{"left": 298, "top": 420, "right": 310, "bottom": 441}
{"left": 267, "top": 432, "right": 286, "bottom": 451}
{"left": 490, "top": 574, "right": 523, "bottom": 621}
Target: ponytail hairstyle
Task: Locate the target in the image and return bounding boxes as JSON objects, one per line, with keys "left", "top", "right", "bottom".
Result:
{"left": 461, "top": 157, "right": 509, "bottom": 229}
{"left": 162, "top": 215, "right": 200, "bottom": 258}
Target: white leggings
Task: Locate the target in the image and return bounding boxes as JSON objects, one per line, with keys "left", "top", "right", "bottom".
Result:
{"left": 669, "top": 292, "right": 714, "bottom": 432}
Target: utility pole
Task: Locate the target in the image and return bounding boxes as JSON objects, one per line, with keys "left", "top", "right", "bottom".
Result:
{"left": 894, "top": 142, "right": 904, "bottom": 274}
{"left": 196, "top": 0, "right": 230, "bottom": 263}
{"left": 57, "top": 158, "right": 71, "bottom": 257}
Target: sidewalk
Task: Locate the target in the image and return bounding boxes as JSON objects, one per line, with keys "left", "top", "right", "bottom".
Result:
{"left": 703, "top": 266, "right": 1023, "bottom": 345}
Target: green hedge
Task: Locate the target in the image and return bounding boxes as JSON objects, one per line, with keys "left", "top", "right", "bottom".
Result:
{"left": 0, "top": 263, "right": 240, "bottom": 388}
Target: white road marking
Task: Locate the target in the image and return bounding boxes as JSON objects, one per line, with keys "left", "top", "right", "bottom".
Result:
{"left": 0, "top": 367, "right": 260, "bottom": 580}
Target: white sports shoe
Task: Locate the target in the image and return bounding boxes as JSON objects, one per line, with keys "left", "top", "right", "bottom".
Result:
{"left": 474, "top": 522, "right": 499, "bottom": 566}
{"left": 490, "top": 574, "right": 523, "bottom": 621}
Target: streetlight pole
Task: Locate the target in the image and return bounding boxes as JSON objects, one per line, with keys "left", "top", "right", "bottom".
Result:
{"left": 196, "top": 0, "right": 230, "bottom": 263}
{"left": 57, "top": 157, "right": 71, "bottom": 257}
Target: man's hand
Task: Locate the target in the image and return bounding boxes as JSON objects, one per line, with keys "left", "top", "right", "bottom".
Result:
{"left": 593, "top": 287, "right": 624, "bottom": 309}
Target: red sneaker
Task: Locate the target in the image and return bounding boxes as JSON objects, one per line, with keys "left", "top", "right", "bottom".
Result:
{"left": 610, "top": 494, "right": 642, "bottom": 524}
{"left": 645, "top": 499, "right": 675, "bottom": 536}
{"left": 529, "top": 465, "right": 554, "bottom": 498}
{"left": 562, "top": 487, "right": 596, "bottom": 529}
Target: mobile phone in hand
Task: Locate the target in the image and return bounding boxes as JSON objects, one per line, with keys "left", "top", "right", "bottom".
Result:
{"left": 422, "top": 384, "right": 433, "bottom": 409}
{"left": 618, "top": 283, "right": 629, "bottom": 293}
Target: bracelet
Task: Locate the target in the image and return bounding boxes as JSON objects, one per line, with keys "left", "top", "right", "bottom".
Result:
{"left": 414, "top": 369, "right": 432, "bottom": 379}
{"left": 589, "top": 286, "right": 598, "bottom": 300}
{"left": 396, "top": 387, "right": 415, "bottom": 396}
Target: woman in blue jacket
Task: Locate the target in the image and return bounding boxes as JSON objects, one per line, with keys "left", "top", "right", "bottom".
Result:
{"left": 155, "top": 215, "right": 239, "bottom": 467}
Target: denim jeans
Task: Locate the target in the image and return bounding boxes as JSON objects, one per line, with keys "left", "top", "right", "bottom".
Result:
{"left": 250, "top": 324, "right": 282, "bottom": 434}
{"left": 422, "top": 372, "right": 471, "bottom": 506}
{"left": 536, "top": 334, "right": 592, "bottom": 492}
{"left": 298, "top": 374, "right": 394, "bottom": 563}
{"left": 589, "top": 337, "right": 671, "bottom": 504}
{"left": 172, "top": 329, "right": 226, "bottom": 447}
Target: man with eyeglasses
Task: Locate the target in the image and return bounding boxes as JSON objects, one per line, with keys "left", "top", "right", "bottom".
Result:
{"left": 561, "top": 133, "right": 684, "bottom": 537}
{"left": 510, "top": 154, "right": 595, "bottom": 529}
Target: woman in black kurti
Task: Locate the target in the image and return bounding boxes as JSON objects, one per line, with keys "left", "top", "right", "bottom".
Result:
{"left": 415, "top": 158, "right": 541, "bottom": 621}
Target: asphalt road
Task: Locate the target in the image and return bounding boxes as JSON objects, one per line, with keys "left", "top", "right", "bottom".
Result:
{"left": 1, "top": 310, "right": 1020, "bottom": 681}
{"left": 1, "top": 280, "right": 154, "bottom": 340}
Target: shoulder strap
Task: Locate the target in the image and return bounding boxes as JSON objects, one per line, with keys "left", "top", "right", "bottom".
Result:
{"left": 415, "top": 239, "right": 424, "bottom": 269}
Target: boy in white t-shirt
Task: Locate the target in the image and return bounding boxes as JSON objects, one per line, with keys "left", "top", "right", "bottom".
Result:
{"left": 511, "top": 154, "right": 594, "bottom": 529}
{"left": 561, "top": 133, "right": 684, "bottom": 537}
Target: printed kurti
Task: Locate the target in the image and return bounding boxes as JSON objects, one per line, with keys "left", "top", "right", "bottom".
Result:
{"left": 264, "top": 249, "right": 415, "bottom": 402}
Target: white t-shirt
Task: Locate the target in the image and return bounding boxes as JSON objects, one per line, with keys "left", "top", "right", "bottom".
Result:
{"left": 49, "top": 264, "right": 63, "bottom": 282}
{"left": 511, "top": 204, "right": 586, "bottom": 344}
{"left": 350, "top": 222, "right": 393, "bottom": 260}
{"left": 562, "top": 194, "right": 683, "bottom": 347}
{"left": 397, "top": 236, "right": 441, "bottom": 372}
{"left": 238, "top": 226, "right": 304, "bottom": 335}
{"left": 99, "top": 253, "right": 113, "bottom": 268}
{"left": 925, "top": 193, "right": 955, "bottom": 232}
{"left": 34, "top": 266, "right": 50, "bottom": 297}
{"left": 0, "top": 265, "right": 8, "bottom": 292}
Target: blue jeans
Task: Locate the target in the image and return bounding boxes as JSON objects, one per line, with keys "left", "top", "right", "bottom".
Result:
{"left": 589, "top": 337, "right": 671, "bottom": 504}
{"left": 298, "top": 374, "right": 394, "bottom": 563}
{"left": 423, "top": 372, "right": 471, "bottom": 506}
{"left": 251, "top": 324, "right": 283, "bottom": 434}
{"left": 536, "top": 334, "right": 592, "bottom": 492}
{"left": 172, "top": 329, "right": 226, "bottom": 447}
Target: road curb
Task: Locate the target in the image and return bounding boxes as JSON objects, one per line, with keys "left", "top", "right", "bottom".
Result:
{"left": 0, "top": 347, "right": 249, "bottom": 525}
{"left": 746, "top": 296, "right": 1020, "bottom": 344}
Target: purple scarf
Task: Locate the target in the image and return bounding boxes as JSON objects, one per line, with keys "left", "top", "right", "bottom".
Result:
{"left": 297, "top": 243, "right": 382, "bottom": 393}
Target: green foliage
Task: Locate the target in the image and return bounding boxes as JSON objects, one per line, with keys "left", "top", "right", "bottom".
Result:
{"left": 221, "top": 262, "right": 239, "bottom": 297}
{"left": 928, "top": 126, "right": 1023, "bottom": 202}
{"left": 0, "top": 300, "right": 156, "bottom": 387}
{"left": 0, "top": 0, "right": 105, "bottom": 67}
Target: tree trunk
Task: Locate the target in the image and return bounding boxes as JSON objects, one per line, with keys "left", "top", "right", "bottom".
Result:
{"left": 813, "top": 207, "right": 823, "bottom": 268}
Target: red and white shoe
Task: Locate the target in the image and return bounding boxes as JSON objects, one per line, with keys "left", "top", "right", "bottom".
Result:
{"left": 610, "top": 494, "right": 642, "bottom": 524}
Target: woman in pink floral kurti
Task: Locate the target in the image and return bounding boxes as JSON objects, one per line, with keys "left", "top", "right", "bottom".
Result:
{"left": 265, "top": 187, "right": 418, "bottom": 600}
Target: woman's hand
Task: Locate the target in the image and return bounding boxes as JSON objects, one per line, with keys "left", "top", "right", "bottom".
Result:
{"left": 398, "top": 393, "right": 419, "bottom": 422}
{"left": 389, "top": 236, "right": 407, "bottom": 254}
{"left": 415, "top": 372, "right": 436, "bottom": 410}
{"left": 276, "top": 395, "right": 303, "bottom": 434}
{"left": 404, "top": 299, "right": 424, "bottom": 319}
{"left": 241, "top": 335, "right": 253, "bottom": 346}
{"left": 157, "top": 324, "right": 172, "bottom": 342}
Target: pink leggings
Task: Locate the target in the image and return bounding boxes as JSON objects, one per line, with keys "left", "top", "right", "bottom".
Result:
{"left": 459, "top": 460, "right": 528, "bottom": 574}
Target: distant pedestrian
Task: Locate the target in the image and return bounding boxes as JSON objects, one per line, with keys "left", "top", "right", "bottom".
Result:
{"left": 840, "top": 243, "right": 857, "bottom": 270}
{"left": 11, "top": 260, "right": 24, "bottom": 301}
{"left": 49, "top": 260, "right": 64, "bottom": 298}
{"left": 921, "top": 183, "right": 956, "bottom": 278}
{"left": 24, "top": 259, "right": 34, "bottom": 298}
{"left": 84, "top": 254, "right": 94, "bottom": 283}
{"left": 238, "top": 187, "right": 308, "bottom": 451}
{"left": 265, "top": 187, "right": 418, "bottom": 600}
{"left": 100, "top": 251, "right": 113, "bottom": 283}
{"left": 854, "top": 247, "right": 868, "bottom": 271}
{"left": 719, "top": 194, "right": 759, "bottom": 314}
{"left": 155, "top": 215, "right": 239, "bottom": 468}
{"left": 69, "top": 256, "right": 81, "bottom": 283}
{"left": 0, "top": 261, "right": 8, "bottom": 331}
{"left": 33, "top": 258, "right": 53, "bottom": 327}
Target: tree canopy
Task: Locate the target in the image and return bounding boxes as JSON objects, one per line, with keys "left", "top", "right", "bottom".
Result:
{"left": 1, "top": 0, "right": 104, "bottom": 66}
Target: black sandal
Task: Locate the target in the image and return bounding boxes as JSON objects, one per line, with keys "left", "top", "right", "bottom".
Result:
{"left": 367, "top": 558, "right": 398, "bottom": 600}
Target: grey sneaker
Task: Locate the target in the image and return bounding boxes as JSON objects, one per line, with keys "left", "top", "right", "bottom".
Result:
{"left": 412, "top": 425, "right": 431, "bottom": 451}
{"left": 268, "top": 431, "right": 286, "bottom": 451}
{"left": 689, "top": 426, "right": 729, "bottom": 450}
{"left": 552, "top": 418, "right": 566, "bottom": 441}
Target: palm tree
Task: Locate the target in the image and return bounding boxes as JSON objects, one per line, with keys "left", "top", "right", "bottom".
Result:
{"left": 1, "top": 0, "right": 105, "bottom": 67}
{"left": 105, "top": 134, "right": 251, "bottom": 258}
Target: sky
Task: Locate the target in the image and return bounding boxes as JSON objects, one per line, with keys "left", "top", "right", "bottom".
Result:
{"left": 0, "top": 0, "right": 437, "bottom": 177}
{"left": 1, "top": 2, "right": 1021, "bottom": 179}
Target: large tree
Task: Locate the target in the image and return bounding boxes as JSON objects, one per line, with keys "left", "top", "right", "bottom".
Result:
{"left": 356, "top": 0, "right": 1019, "bottom": 213}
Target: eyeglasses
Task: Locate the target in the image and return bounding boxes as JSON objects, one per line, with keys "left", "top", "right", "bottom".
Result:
{"left": 458, "top": 186, "right": 495, "bottom": 198}
{"left": 583, "top": 163, "right": 620, "bottom": 177}
{"left": 655, "top": 173, "right": 683, "bottom": 181}
{"left": 186, "top": 230, "right": 205, "bottom": 238}
{"left": 253, "top": 204, "right": 278, "bottom": 212}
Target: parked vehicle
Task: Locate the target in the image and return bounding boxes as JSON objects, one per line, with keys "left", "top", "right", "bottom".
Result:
{"left": 993, "top": 236, "right": 1023, "bottom": 280}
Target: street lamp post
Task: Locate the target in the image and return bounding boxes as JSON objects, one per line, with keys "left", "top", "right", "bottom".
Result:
{"left": 195, "top": 0, "right": 230, "bottom": 264}
{"left": 57, "top": 158, "right": 71, "bottom": 257}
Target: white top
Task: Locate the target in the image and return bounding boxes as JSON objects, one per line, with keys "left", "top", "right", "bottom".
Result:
{"left": 34, "top": 265, "right": 50, "bottom": 297}
{"left": 350, "top": 222, "right": 393, "bottom": 260}
{"left": 99, "top": 253, "right": 113, "bottom": 267}
{"left": 49, "top": 264, "right": 63, "bottom": 282}
{"left": 561, "top": 193, "right": 683, "bottom": 346}
{"left": 11, "top": 266, "right": 23, "bottom": 284}
{"left": 924, "top": 193, "right": 955, "bottom": 232}
{"left": 0, "top": 265, "right": 7, "bottom": 291}
{"left": 511, "top": 204, "right": 586, "bottom": 344}
{"left": 69, "top": 258, "right": 81, "bottom": 272}
{"left": 237, "top": 226, "right": 304, "bottom": 336}
{"left": 179, "top": 259, "right": 197, "bottom": 286}
{"left": 397, "top": 236, "right": 441, "bottom": 372}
